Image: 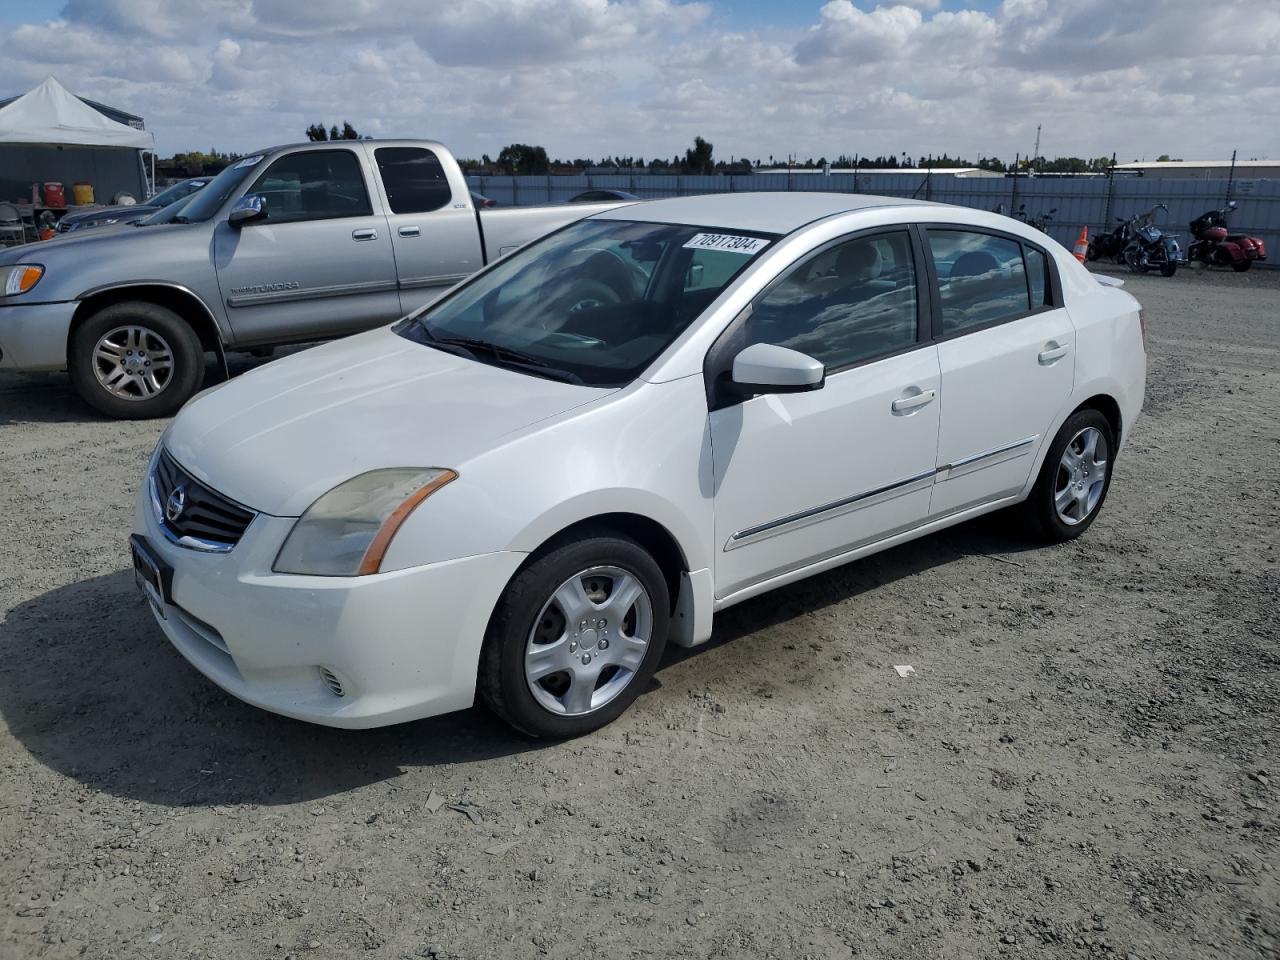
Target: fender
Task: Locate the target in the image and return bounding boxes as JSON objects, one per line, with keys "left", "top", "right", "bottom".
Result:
{"left": 74, "top": 279, "right": 230, "bottom": 377}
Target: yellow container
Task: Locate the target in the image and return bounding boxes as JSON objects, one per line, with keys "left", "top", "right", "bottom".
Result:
{"left": 72, "top": 182, "right": 95, "bottom": 206}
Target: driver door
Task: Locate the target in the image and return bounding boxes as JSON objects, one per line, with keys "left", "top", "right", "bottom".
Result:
{"left": 709, "top": 229, "right": 941, "bottom": 598}
{"left": 213, "top": 147, "right": 399, "bottom": 346}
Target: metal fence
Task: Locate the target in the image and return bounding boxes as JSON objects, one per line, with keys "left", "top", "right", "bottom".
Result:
{"left": 467, "top": 172, "right": 1279, "bottom": 267}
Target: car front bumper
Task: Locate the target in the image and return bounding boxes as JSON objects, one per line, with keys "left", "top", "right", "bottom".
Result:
{"left": 132, "top": 480, "right": 525, "bottom": 729}
{"left": 0, "top": 300, "right": 76, "bottom": 372}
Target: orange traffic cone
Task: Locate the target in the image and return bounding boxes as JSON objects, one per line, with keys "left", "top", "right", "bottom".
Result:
{"left": 1073, "top": 226, "right": 1089, "bottom": 263}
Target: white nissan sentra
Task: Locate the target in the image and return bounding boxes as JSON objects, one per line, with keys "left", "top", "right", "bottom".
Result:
{"left": 131, "top": 193, "right": 1145, "bottom": 738}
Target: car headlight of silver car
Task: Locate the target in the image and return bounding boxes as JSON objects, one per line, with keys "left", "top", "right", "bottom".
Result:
{"left": 0, "top": 264, "right": 44, "bottom": 296}
{"left": 273, "top": 468, "right": 457, "bottom": 576}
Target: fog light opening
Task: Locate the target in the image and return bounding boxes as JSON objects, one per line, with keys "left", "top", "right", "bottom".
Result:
{"left": 319, "top": 667, "right": 346, "bottom": 698}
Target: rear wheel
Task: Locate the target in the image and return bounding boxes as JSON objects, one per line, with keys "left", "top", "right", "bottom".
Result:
{"left": 1020, "top": 410, "right": 1115, "bottom": 542}
{"left": 1160, "top": 260, "right": 1178, "bottom": 277}
{"left": 479, "top": 534, "right": 670, "bottom": 738}
{"left": 1232, "top": 259, "right": 1252, "bottom": 273}
{"left": 69, "top": 301, "right": 204, "bottom": 419}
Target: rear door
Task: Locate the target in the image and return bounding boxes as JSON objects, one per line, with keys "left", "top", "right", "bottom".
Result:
{"left": 925, "top": 229, "right": 1075, "bottom": 515}
{"left": 369, "top": 145, "right": 485, "bottom": 314}
{"left": 213, "top": 147, "right": 399, "bottom": 345}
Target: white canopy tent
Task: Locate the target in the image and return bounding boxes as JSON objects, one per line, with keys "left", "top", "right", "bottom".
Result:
{"left": 0, "top": 77, "right": 156, "bottom": 202}
{"left": 0, "top": 76, "right": 154, "bottom": 149}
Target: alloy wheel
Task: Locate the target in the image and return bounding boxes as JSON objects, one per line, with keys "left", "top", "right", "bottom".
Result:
{"left": 524, "top": 565, "right": 653, "bottom": 717}
{"left": 92, "top": 325, "right": 175, "bottom": 401}
{"left": 1054, "top": 426, "right": 1109, "bottom": 525}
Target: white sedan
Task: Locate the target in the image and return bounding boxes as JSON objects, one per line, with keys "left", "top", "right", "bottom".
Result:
{"left": 131, "top": 193, "right": 1146, "bottom": 738}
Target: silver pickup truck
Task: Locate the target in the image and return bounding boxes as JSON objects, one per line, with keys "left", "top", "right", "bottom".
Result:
{"left": 0, "top": 139, "right": 627, "bottom": 418}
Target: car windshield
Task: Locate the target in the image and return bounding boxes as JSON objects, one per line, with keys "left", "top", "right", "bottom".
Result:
{"left": 142, "top": 156, "right": 261, "bottom": 225}
{"left": 399, "top": 219, "right": 775, "bottom": 387}
{"left": 148, "top": 179, "right": 205, "bottom": 208}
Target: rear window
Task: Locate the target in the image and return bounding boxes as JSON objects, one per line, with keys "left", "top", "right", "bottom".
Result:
{"left": 375, "top": 147, "right": 453, "bottom": 214}
{"left": 927, "top": 230, "right": 1029, "bottom": 334}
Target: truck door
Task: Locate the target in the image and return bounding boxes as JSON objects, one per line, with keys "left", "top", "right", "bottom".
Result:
{"left": 369, "top": 145, "right": 486, "bottom": 314}
{"left": 212, "top": 147, "right": 400, "bottom": 346}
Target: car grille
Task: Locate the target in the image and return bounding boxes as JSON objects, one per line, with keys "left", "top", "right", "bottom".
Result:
{"left": 151, "top": 450, "right": 256, "bottom": 551}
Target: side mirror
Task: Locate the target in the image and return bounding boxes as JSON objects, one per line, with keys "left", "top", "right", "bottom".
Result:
{"left": 228, "top": 194, "right": 267, "bottom": 228}
{"left": 730, "top": 343, "right": 824, "bottom": 395}
{"left": 1227, "top": 200, "right": 1238, "bottom": 210}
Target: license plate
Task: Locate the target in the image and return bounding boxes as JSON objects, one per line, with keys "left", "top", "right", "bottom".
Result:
{"left": 130, "top": 534, "right": 172, "bottom": 619}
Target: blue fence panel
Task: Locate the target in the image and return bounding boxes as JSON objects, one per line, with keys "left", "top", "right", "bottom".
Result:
{"left": 464, "top": 173, "right": 1278, "bottom": 266}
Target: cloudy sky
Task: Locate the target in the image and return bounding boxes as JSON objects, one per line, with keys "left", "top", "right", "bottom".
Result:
{"left": 0, "top": 0, "right": 1276, "bottom": 163}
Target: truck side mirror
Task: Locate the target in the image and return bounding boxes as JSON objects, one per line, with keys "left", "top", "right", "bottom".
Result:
{"left": 229, "top": 194, "right": 267, "bottom": 228}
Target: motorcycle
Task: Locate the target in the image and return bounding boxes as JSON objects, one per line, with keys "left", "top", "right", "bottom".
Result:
{"left": 1086, "top": 216, "right": 1134, "bottom": 263}
{"left": 1121, "top": 204, "right": 1185, "bottom": 277}
{"left": 1014, "top": 204, "right": 1057, "bottom": 233}
{"left": 1187, "top": 200, "right": 1267, "bottom": 272}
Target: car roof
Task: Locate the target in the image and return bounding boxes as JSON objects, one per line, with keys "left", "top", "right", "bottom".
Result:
{"left": 590, "top": 191, "right": 931, "bottom": 235}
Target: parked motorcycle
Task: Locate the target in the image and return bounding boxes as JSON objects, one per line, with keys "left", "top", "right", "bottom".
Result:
{"left": 1121, "top": 204, "right": 1184, "bottom": 277}
{"left": 1086, "top": 216, "right": 1134, "bottom": 263}
{"left": 1015, "top": 204, "right": 1057, "bottom": 233}
{"left": 1187, "top": 200, "right": 1267, "bottom": 272}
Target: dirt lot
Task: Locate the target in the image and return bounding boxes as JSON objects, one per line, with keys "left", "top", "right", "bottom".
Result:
{"left": 0, "top": 264, "right": 1276, "bottom": 960}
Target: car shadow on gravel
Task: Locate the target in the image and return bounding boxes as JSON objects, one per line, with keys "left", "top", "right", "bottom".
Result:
{"left": 0, "top": 372, "right": 109, "bottom": 425}
{"left": 0, "top": 516, "right": 1036, "bottom": 809}
{"left": 0, "top": 569, "right": 550, "bottom": 808}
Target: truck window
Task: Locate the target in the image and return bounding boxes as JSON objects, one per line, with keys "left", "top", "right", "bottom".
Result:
{"left": 375, "top": 147, "right": 453, "bottom": 214}
{"left": 246, "top": 149, "right": 372, "bottom": 224}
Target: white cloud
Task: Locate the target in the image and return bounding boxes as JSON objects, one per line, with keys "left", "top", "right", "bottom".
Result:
{"left": 0, "top": 0, "right": 1274, "bottom": 164}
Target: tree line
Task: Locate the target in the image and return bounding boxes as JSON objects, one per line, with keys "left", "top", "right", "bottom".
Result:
{"left": 154, "top": 127, "right": 1172, "bottom": 181}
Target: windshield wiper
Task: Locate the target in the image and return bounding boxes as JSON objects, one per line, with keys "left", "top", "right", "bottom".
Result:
{"left": 425, "top": 333, "right": 585, "bottom": 385}
{"left": 169, "top": 215, "right": 191, "bottom": 224}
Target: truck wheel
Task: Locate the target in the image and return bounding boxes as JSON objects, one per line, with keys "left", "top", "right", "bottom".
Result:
{"left": 68, "top": 301, "right": 205, "bottom": 419}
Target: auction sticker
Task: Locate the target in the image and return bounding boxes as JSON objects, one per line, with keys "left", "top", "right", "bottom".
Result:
{"left": 682, "top": 233, "right": 769, "bottom": 255}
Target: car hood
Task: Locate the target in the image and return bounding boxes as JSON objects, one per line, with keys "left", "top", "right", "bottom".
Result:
{"left": 165, "top": 326, "right": 616, "bottom": 517}
{"left": 61, "top": 204, "right": 158, "bottom": 225}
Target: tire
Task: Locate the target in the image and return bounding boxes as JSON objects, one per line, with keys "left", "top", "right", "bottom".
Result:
{"left": 1232, "top": 259, "right": 1252, "bottom": 273}
{"left": 1019, "top": 409, "right": 1116, "bottom": 543}
{"left": 479, "top": 533, "right": 671, "bottom": 739}
{"left": 1085, "top": 243, "right": 1100, "bottom": 262}
{"left": 1160, "top": 260, "right": 1178, "bottom": 277}
{"left": 68, "top": 301, "right": 205, "bottom": 419}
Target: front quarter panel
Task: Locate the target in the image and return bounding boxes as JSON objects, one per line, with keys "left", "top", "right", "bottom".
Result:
{"left": 378, "top": 375, "right": 714, "bottom": 577}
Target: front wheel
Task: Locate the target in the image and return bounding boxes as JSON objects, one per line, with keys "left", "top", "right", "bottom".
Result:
{"left": 68, "top": 301, "right": 205, "bottom": 419}
{"left": 1232, "top": 259, "right": 1252, "bottom": 273}
{"left": 1019, "top": 410, "right": 1115, "bottom": 542}
{"left": 479, "top": 533, "right": 670, "bottom": 738}
{"left": 1160, "top": 260, "right": 1178, "bottom": 277}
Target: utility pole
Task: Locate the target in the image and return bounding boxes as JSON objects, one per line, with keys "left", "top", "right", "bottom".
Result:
{"left": 1030, "top": 124, "right": 1041, "bottom": 177}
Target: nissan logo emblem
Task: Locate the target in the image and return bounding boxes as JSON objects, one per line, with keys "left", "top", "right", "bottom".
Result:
{"left": 165, "top": 484, "right": 187, "bottom": 523}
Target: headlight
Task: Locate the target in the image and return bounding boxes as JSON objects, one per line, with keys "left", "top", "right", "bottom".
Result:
{"left": 0, "top": 264, "right": 44, "bottom": 296}
{"left": 273, "top": 468, "right": 457, "bottom": 576}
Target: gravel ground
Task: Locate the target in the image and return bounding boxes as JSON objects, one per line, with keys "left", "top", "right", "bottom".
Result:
{"left": 0, "top": 263, "right": 1276, "bottom": 960}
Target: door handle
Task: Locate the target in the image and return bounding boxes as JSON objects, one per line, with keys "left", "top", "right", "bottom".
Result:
{"left": 352, "top": 228, "right": 378, "bottom": 241}
{"left": 398, "top": 225, "right": 421, "bottom": 238}
{"left": 891, "top": 389, "right": 936, "bottom": 414}
{"left": 1038, "top": 342, "right": 1069, "bottom": 364}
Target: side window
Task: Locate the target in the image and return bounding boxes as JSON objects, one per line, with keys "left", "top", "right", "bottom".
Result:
{"left": 747, "top": 231, "right": 918, "bottom": 370}
{"left": 375, "top": 147, "right": 453, "bottom": 214}
{"left": 1025, "top": 245, "right": 1049, "bottom": 308}
{"left": 248, "top": 150, "right": 371, "bottom": 223}
{"left": 928, "top": 230, "right": 1029, "bottom": 334}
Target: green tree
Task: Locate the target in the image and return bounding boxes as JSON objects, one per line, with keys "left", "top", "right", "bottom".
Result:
{"left": 497, "top": 143, "right": 550, "bottom": 175}
{"left": 306, "top": 123, "right": 328, "bottom": 141}
{"left": 341, "top": 121, "right": 360, "bottom": 140}
{"left": 684, "top": 136, "right": 714, "bottom": 174}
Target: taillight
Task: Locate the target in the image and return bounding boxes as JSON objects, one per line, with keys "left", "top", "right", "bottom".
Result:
{"left": 1138, "top": 308, "right": 1147, "bottom": 352}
